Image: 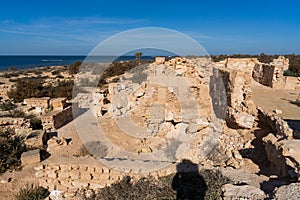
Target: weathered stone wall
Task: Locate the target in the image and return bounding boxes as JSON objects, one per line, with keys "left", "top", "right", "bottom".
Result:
{"left": 154, "top": 57, "right": 165, "bottom": 64}
{"left": 252, "top": 64, "right": 275, "bottom": 87}
{"left": 41, "top": 104, "right": 78, "bottom": 130}
{"left": 271, "top": 56, "right": 289, "bottom": 88}
{"left": 251, "top": 56, "right": 291, "bottom": 88}
{"left": 0, "top": 117, "right": 31, "bottom": 133}
{"left": 53, "top": 106, "right": 73, "bottom": 129}
{"left": 35, "top": 158, "right": 176, "bottom": 197}
{"left": 258, "top": 108, "right": 300, "bottom": 178}
{"left": 24, "top": 97, "right": 50, "bottom": 109}
{"left": 257, "top": 107, "right": 293, "bottom": 139}
{"left": 50, "top": 98, "right": 67, "bottom": 110}
{"left": 218, "top": 67, "right": 256, "bottom": 129}
{"left": 284, "top": 76, "right": 300, "bottom": 90}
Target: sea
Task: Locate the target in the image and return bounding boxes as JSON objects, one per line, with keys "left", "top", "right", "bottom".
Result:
{"left": 0, "top": 55, "right": 155, "bottom": 71}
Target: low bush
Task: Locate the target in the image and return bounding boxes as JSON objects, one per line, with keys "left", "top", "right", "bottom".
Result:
{"left": 15, "top": 184, "right": 49, "bottom": 200}
{"left": 7, "top": 78, "right": 80, "bottom": 102}
{"left": 68, "top": 61, "right": 82, "bottom": 75}
{"left": 97, "top": 60, "right": 151, "bottom": 86}
{"left": 95, "top": 169, "right": 229, "bottom": 200}
{"left": 0, "top": 128, "right": 25, "bottom": 174}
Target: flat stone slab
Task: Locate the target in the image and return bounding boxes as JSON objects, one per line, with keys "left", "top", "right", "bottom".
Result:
{"left": 21, "top": 149, "right": 40, "bottom": 165}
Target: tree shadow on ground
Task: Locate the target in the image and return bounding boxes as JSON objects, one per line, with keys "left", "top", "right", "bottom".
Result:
{"left": 172, "top": 159, "right": 207, "bottom": 200}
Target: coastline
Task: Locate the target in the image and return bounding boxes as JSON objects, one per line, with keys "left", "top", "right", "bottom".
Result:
{"left": 0, "top": 55, "right": 155, "bottom": 71}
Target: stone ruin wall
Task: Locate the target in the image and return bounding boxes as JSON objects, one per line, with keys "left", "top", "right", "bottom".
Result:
{"left": 252, "top": 64, "right": 275, "bottom": 87}
{"left": 41, "top": 104, "right": 77, "bottom": 131}
{"left": 28, "top": 57, "right": 300, "bottom": 197}
{"left": 34, "top": 159, "right": 176, "bottom": 197}
{"left": 214, "top": 56, "right": 299, "bottom": 90}
{"left": 52, "top": 105, "right": 75, "bottom": 129}
{"left": 24, "top": 97, "right": 50, "bottom": 110}
{"left": 257, "top": 107, "right": 300, "bottom": 179}
{"left": 0, "top": 117, "right": 31, "bottom": 134}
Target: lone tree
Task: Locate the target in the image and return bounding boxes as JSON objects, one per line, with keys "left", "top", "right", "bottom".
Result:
{"left": 135, "top": 52, "right": 143, "bottom": 61}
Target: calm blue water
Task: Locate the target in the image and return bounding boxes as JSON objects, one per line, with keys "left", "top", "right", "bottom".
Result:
{"left": 0, "top": 56, "right": 155, "bottom": 71}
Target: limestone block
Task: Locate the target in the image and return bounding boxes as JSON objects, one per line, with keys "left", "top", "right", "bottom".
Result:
{"left": 34, "top": 164, "right": 44, "bottom": 171}
{"left": 35, "top": 170, "right": 44, "bottom": 178}
{"left": 58, "top": 171, "right": 71, "bottom": 179}
{"left": 63, "top": 191, "right": 76, "bottom": 199}
{"left": 50, "top": 165, "right": 60, "bottom": 170}
{"left": 60, "top": 164, "right": 72, "bottom": 172}
{"left": 21, "top": 149, "right": 40, "bottom": 165}
{"left": 274, "top": 183, "right": 300, "bottom": 199}
{"left": 70, "top": 171, "right": 80, "bottom": 179}
{"left": 222, "top": 184, "right": 266, "bottom": 200}
{"left": 84, "top": 189, "right": 95, "bottom": 199}
{"left": 80, "top": 172, "right": 92, "bottom": 180}
{"left": 165, "top": 110, "right": 173, "bottom": 121}
{"left": 71, "top": 165, "right": 80, "bottom": 170}
{"left": 71, "top": 181, "right": 89, "bottom": 188}
{"left": 56, "top": 184, "right": 69, "bottom": 192}
{"left": 47, "top": 170, "right": 58, "bottom": 179}
{"left": 79, "top": 166, "right": 88, "bottom": 171}
{"left": 87, "top": 167, "right": 95, "bottom": 173}
{"left": 38, "top": 178, "right": 48, "bottom": 189}
{"left": 98, "top": 174, "right": 110, "bottom": 181}
{"left": 60, "top": 180, "right": 72, "bottom": 188}
{"left": 89, "top": 180, "right": 106, "bottom": 190}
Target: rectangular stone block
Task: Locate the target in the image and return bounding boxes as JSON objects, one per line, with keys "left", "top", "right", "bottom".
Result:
{"left": 60, "top": 164, "right": 72, "bottom": 172}
{"left": 21, "top": 149, "right": 40, "bottom": 165}
{"left": 35, "top": 170, "right": 44, "bottom": 178}
{"left": 89, "top": 180, "right": 106, "bottom": 190}
{"left": 70, "top": 171, "right": 80, "bottom": 179}
{"left": 80, "top": 171, "right": 92, "bottom": 180}
{"left": 56, "top": 184, "right": 69, "bottom": 192}
{"left": 71, "top": 181, "right": 89, "bottom": 189}
{"left": 60, "top": 180, "right": 72, "bottom": 187}
{"left": 58, "top": 171, "right": 71, "bottom": 179}
{"left": 47, "top": 170, "right": 58, "bottom": 179}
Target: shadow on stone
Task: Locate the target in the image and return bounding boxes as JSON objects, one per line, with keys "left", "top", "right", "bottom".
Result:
{"left": 172, "top": 159, "right": 207, "bottom": 200}
{"left": 239, "top": 128, "right": 272, "bottom": 176}
{"left": 284, "top": 119, "right": 300, "bottom": 138}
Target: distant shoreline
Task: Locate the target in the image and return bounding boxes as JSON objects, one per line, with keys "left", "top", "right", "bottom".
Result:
{"left": 0, "top": 55, "right": 155, "bottom": 71}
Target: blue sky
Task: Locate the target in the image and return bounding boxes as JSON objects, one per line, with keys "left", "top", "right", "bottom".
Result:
{"left": 0, "top": 0, "right": 300, "bottom": 55}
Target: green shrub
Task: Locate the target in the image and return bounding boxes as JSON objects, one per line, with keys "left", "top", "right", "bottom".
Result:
{"left": 48, "top": 79, "right": 75, "bottom": 100}
{"left": 51, "top": 70, "right": 60, "bottom": 75}
{"left": 15, "top": 184, "right": 49, "bottom": 200}
{"left": 68, "top": 61, "right": 82, "bottom": 74}
{"left": 33, "top": 71, "right": 43, "bottom": 75}
{"left": 284, "top": 69, "right": 298, "bottom": 77}
{"left": 8, "top": 66, "right": 17, "bottom": 71}
{"left": 0, "top": 128, "right": 25, "bottom": 174}
{"left": 7, "top": 78, "right": 45, "bottom": 102}
{"left": 97, "top": 60, "right": 151, "bottom": 87}
{"left": 11, "top": 109, "right": 26, "bottom": 118}
{"left": 56, "top": 75, "right": 64, "bottom": 79}
{"left": 2, "top": 73, "right": 11, "bottom": 78}
{"left": 30, "top": 118, "right": 43, "bottom": 130}
{"left": 95, "top": 169, "right": 229, "bottom": 200}
{"left": 199, "top": 169, "right": 230, "bottom": 200}
{"left": 7, "top": 77, "right": 80, "bottom": 102}
{"left": 96, "top": 175, "right": 175, "bottom": 200}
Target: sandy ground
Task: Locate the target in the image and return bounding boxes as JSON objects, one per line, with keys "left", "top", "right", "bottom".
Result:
{"left": 252, "top": 85, "right": 300, "bottom": 130}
